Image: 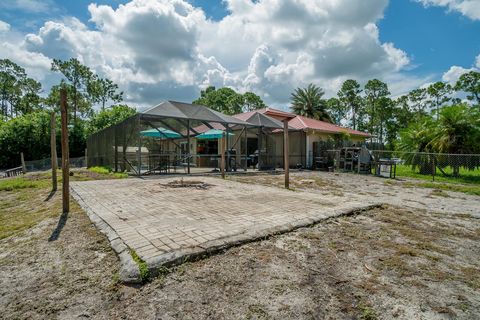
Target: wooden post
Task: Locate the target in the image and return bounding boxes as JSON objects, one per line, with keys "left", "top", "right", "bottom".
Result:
{"left": 225, "top": 125, "right": 230, "bottom": 172}
{"left": 187, "top": 119, "right": 190, "bottom": 174}
{"left": 50, "top": 112, "right": 57, "bottom": 191}
{"left": 257, "top": 127, "right": 262, "bottom": 170}
{"left": 84, "top": 148, "right": 88, "bottom": 168}
{"left": 283, "top": 120, "right": 289, "bottom": 189}
{"left": 244, "top": 125, "right": 248, "bottom": 171}
{"left": 60, "top": 88, "right": 70, "bottom": 213}
{"left": 20, "top": 152, "right": 26, "bottom": 174}
{"left": 220, "top": 133, "right": 226, "bottom": 179}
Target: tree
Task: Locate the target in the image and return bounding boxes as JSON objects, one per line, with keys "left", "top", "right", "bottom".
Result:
{"left": 51, "top": 58, "right": 94, "bottom": 123}
{"left": 364, "top": 79, "right": 390, "bottom": 143}
{"left": 0, "top": 59, "right": 42, "bottom": 119}
{"left": 290, "top": 84, "right": 332, "bottom": 122}
{"left": 337, "top": 79, "right": 363, "bottom": 129}
{"left": 0, "top": 111, "right": 51, "bottom": 168}
{"left": 426, "top": 81, "right": 452, "bottom": 118}
{"left": 397, "top": 104, "right": 480, "bottom": 176}
{"left": 326, "top": 97, "right": 347, "bottom": 125}
{"left": 243, "top": 92, "right": 266, "bottom": 112}
{"left": 408, "top": 88, "right": 429, "bottom": 115}
{"left": 44, "top": 82, "right": 92, "bottom": 118}
{"left": 18, "top": 78, "right": 42, "bottom": 115}
{"left": 193, "top": 86, "right": 266, "bottom": 115}
{"left": 88, "top": 76, "right": 123, "bottom": 110}
{"left": 455, "top": 71, "right": 480, "bottom": 105}
{"left": 87, "top": 104, "right": 136, "bottom": 135}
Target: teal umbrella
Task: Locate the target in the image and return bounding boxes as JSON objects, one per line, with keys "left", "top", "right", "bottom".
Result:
{"left": 140, "top": 128, "right": 181, "bottom": 139}
{"left": 196, "top": 129, "right": 233, "bottom": 140}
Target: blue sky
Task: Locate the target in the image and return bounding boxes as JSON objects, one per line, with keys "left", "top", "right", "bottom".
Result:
{"left": 0, "top": 0, "right": 479, "bottom": 107}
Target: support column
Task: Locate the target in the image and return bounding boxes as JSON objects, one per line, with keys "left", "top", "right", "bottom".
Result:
{"left": 244, "top": 125, "right": 248, "bottom": 171}
{"left": 257, "top": 127, "right": 262, "bottom": 170}
{"left": 225, "top": 125, "right": 230, "bottom": 172}
{"left": 187, "top": 119, "right": 191, "bottom": 174}
{"left": 137, "top": 134, "right": 142, "bottom": 176}
{"left": 220, "top": 133, "right": 226, "bottom": 179}
{"left": 284, "top": 120, "right": 289, "bottom": 189}
{"left": 114, "top": 125, "right": 118, "bottom": 172}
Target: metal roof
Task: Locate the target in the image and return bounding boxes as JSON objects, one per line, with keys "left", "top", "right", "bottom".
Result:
{"left": 141, "top": 101, "right": 252, "bottom": 126}
{"left": 243, "top": 112, "right": 284, "bottom": 129}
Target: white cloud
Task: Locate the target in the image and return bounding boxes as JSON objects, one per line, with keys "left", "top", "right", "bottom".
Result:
{"left": 0, "top": 20, "right": 10, "bottom": 32}
{"left": 417, "top": 0, "right": 480, "bottom": 20}
{"left": 442, "top": 54, "right": 480, "bottom": 83}
{"left": 1, "top": 0, "right": 417, "bottom": 108}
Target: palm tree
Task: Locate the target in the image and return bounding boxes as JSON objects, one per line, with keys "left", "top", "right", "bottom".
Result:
{"left": 290, "top": 84, "right": 332, "bottom": 122}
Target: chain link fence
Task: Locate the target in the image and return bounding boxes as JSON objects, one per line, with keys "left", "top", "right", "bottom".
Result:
{"left": 369, "top": 150, "right": 480, "bottom": 183}
{"left": 24, "top": 156, "right": 86, "bottom": 172}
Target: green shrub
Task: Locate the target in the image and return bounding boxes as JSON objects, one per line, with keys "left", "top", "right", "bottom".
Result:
{"left": 0, "top": 177, "right": 45, "bottom": 191}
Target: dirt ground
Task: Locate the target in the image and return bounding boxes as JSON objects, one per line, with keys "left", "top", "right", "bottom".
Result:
{"left": 1, "top": 181, "right": 479, "bottom": 320}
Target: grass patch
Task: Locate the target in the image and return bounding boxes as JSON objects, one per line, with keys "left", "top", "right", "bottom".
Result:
{"left": 413, "top": 182, "right": 480, "bottom": 196}
{"left": 129, "top": 249, "right": 150, "bottom": 283}
{"left": 0, "top": 168, "right": 128, "bottom": 239}
{"left": 359, "top": 304, "right": 378, "bottom": 320}
{"left": 88, "top": 166, "right": 128, "bottom": 179}
{"left": 396, "top": 164, "right": 480, "bottom": 185}
{"left": 0, "top": 177, "right": 48, "bottom": 191}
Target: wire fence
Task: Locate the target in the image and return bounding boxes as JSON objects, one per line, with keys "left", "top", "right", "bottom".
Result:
{"left": 370, "top": 150, "right": 480, "bottom": 184}
{"left": 23, "top": 156, "right": 86, "bottom": 172}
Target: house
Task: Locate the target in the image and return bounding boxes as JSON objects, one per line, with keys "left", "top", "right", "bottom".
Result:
{"left": 233, "top": 107, "right": 371, "bottom": 168}
{"left": 87, "top": 101, "right": 370, "bottom": 173}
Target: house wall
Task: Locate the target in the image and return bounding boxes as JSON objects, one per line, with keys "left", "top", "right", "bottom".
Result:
{"left": 305, "top": 131, "right": 367, "bottom": 168}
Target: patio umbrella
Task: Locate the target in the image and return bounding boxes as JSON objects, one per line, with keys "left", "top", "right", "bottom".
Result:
{"left": 140, "top": 128, "right": 181, "bottom": 139}
{"left": 196, "top": 129, "right": 234, "bottom": 140}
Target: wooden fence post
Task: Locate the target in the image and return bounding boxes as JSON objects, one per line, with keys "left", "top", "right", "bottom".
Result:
{"left": 51, "top": 112, "right": 57, "bottom": 191}
{"left": 60, "top": 88, "right": 70, "bottom": 213}
{"left": 20, "top": 152, "right": 26, "bottom": 174}
{"left": 283, "top": 120, "right": 289, "bottom": 189}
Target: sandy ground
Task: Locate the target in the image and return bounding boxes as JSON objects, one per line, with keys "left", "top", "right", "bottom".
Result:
{"left": 227, "top": 171, "right": 480, "bottom": 218}
{"left": 1, "top": 190, "right": 479, "bottom": 320}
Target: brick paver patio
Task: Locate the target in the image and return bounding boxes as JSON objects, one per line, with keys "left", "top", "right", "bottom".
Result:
{"left": 71, "top": 176, "right": 377, "bottom": 281}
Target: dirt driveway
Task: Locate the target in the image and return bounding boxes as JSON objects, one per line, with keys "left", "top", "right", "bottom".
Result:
{"left": 1, "top": 172, "right": 479, "bottom": 319}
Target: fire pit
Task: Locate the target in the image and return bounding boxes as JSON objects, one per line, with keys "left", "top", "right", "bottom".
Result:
{"left": 161, "top": 179, "right": 212, "bottom": 189}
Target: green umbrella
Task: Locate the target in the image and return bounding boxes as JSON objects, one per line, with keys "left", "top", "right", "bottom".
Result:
{"left": 140, "top": 128, "right": 181, "bottom": 139}
{"left": 196, "top": 129, "right": 234, "bottom": 140}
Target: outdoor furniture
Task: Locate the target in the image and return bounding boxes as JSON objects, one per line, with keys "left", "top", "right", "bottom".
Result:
{"left": 338, "top": 147, "right": 361, "bottom": 171}
{"left": 374, "top": 159, "right": 397, "bottom": 178}
{"left": 4, "top": 166, "right": 23, "bottom": 177}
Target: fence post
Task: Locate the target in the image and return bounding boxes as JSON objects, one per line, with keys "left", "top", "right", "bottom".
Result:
{"left": 85, "top": 148, "right": 88, "bottom": 168}
{"left": 60, "top": 88, "right": 70, "bottom": 213}
{"left": 283, "top": 119, "right": 289, "bottom": 189}
{"left": 51, "top": 112, "right": 57, "bottom": 191}
{"left": 20, "top": 152, "right": 26, "bottom": 174}
{"left": 432, "top": 155, "right": 435, "bottom": 182}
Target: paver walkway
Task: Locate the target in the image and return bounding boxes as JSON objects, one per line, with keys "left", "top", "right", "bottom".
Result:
{"left": 71, "top": 177, "right": 377, "bottom": 281}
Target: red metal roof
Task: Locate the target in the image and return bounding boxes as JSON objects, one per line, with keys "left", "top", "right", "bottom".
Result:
{"left": 234, "top": 107, "right": 371, "bottom": 138}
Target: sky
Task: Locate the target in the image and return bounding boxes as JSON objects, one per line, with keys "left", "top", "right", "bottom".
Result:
{"left": 0, "top": 0, "right": 479, "bottom": 110}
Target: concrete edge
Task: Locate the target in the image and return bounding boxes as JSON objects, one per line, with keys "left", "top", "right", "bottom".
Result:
{"left": 144, "top": 203, "right": 384, "bottom": 277}
{"left": 70, "top": 186, "right": 142, "bottom": 284}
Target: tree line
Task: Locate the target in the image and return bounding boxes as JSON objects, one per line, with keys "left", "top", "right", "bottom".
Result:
{"left": 289, "top": 74, "right": 480, "bottom": 153}
{"left": 0, "top": 58, "right": 135, "bottom": 168}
